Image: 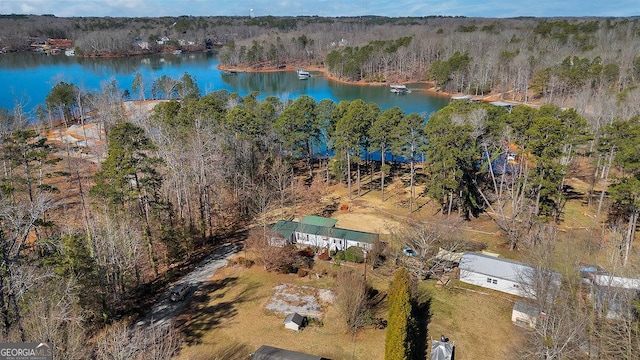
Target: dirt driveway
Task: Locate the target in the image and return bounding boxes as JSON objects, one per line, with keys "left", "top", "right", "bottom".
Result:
{"left": 135, "top": 242, "right": 241, "bottom": 328}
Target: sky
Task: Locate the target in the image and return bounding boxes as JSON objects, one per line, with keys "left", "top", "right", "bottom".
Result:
{"left": 1, "top": 0, "right": 639, "bottom": 18}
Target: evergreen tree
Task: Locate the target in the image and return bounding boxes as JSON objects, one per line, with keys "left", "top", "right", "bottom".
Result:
{"left": 371, "top": 107, "right": 404, "bottom": 200}
{"left": 45, "top": 81, "right": 80, "bottom": 124}
{"left": 90, "top": 122, "right": 164, "bottom": 273}
{"left": 274, "top": 95, "right": 320, "bottom": 176}
{"left": 385, "top": 267, "right": 417, "bottom": 360}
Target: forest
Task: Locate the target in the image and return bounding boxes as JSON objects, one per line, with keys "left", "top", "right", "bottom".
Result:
{"left": 1, "top": 70, "right": 640, "bottom": 357}
{"left": 1, "top": 14, "right": 640, "bottom": 359}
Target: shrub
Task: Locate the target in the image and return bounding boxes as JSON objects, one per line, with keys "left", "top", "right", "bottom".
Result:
{"left": 344, "top": 246, "right": 365, "bottom": 263}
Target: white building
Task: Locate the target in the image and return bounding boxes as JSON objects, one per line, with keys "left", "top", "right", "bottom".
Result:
{"left": 271, "top": 215, "right": 377, "bottom": 251}
{"left": 283, "top": 313, "right": 305, "bottom": 331}
{"left": 591, "top": 274, "right": 640, "bottom": 320}
{"left": 459, "top": 252, "right": 559, "bottom": 298}
{"left": 512, "top": 301, "right": 541, "bottom": 329}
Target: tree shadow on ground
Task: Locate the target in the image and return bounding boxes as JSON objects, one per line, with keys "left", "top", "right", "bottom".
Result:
{"left": 181, "top": 276, "right": 259, "bottom": 345}
{"left": 413, "top": 296, "right": 432, "bottom": 360}
{"left": 563, "top": 184, "right": 585, "bottom": 201}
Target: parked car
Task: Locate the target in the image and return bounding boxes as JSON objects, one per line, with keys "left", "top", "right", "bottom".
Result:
{"left": 170, "top": 285, "right": 188, "bottom": 302}
{"left": 403, "top": 247, "right": 417, "bottom": 257}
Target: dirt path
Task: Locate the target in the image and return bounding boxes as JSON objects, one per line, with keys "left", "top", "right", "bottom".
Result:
{"left": 135, "top": 242, "right": 241, "bottom": 328}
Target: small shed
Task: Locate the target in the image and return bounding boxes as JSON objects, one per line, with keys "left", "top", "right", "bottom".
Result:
{"left": 252, "top": 345, "right": 325, "bottom": 360}
{"left": 512, "top": 301, "right": 540, "bottom": 329}
{"left": 284, "top": 312, "right": 306, "bottom": 331}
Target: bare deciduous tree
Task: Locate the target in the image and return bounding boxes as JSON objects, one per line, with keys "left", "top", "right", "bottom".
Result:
{"left": 389, "top": 219, "right": 469, "bottom": 282}
{"left": 94, "top": 321, "right": 182, "bottom": 360}
{"left": 518, "top": 228, "right": 589, "bottom": 360}
{"left": 245, "top": 227, "right": 297, "bottom": 272}
{"left": 334, "top": 269, "right": 370, "bottom": 334}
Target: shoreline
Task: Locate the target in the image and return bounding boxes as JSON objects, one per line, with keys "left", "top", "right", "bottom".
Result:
{"left": 215, "top": 63, "right": 521, "bottom": 104}
{"left": 217, "top": 63, "right": 455, "bottom": 99}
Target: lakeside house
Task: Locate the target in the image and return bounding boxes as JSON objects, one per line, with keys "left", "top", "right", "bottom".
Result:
{"left": 271, "top": 215, "right": 378, "bottom": 251}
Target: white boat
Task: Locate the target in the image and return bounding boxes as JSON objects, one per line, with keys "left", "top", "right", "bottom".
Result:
{"left": 297, "top": 69, "right": 310, "bottom": 79}
{"left": 172, "top": 49, "right": 182, "bottom": 55}
{"left": 390, "top": 84, "right": 410, "bottom": 94}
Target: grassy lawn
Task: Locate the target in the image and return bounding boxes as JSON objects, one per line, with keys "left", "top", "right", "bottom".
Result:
{"left": 175, "top": 256, "right": 526, "bottom": 360}
{"left": 425, "top": 280, "right": 526, "bottom": 359}
{"left": 175, "top": 262, "right": 387, "bottom": 360}
{"left": 174, "top": 181, "right": 597, "bottom": 360}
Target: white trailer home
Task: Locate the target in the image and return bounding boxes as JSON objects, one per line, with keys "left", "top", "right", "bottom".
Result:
{"left": 591, "top": 274, "right": 640, "bottom": 320}
{"left": 271, "top": 216, "right": 378, "bottom": 251}
{"left": 459, "top": 252, "right": 560, "bottom": 298}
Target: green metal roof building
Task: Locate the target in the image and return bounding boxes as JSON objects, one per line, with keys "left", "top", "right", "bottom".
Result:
{"left": 271, "top": 216, "right": 378, "bottom": 251}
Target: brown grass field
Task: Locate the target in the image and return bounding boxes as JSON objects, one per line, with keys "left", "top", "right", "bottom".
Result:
{"left": 174, "top": 179, "right": 540, "bottom": 360}
{"left": 174, "top": 164, "right": 615, "bottom": 360}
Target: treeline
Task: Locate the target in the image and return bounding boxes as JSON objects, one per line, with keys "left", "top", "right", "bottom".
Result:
{"left": 1, "top": 63, "right": 640, "bottom": 355}
{"left": 215, "top": 17, "right": 640, "bottom": 128}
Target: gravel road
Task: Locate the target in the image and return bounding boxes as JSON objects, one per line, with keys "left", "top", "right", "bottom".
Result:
{"left": 135, "top": 242, "right": 241, "bottom": 328}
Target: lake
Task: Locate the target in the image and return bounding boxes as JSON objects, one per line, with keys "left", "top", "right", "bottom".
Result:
{"left": 0, "top": 51, "right": 449, "bottom": 118}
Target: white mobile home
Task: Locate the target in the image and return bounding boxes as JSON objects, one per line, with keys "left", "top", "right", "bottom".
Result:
{"left": 591, "top": 274, "right": 640, "bottom": 320}
{"left": 271, "top": 216, "right": 378, "bottom": 251}
{"left": 459, "top": 252, "right": 537, "bottom": 298}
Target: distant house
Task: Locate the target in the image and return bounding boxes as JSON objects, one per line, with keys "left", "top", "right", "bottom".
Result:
{"left": 284, "top": 312, "right": 306, "bottom": 331}
{"left": 591, "top": 274, "right": 640, "bottom": 320}
{"left": 156, "top": 36, "right": 170, "bottom": 45}
{"left": 512, "top": 301, "right": 542, "bottom": 329}
{"left": 271, "top": 215, "right": 378, "bottom": 251}
{"left": 489, "top": 101, "right": 513, "bottom": 112}
{"left": 251, "top": 345, "right": 326, "bottom": 360}
{"left": 136, "top": 41, "right": 150, "bottom": 50}
{"left": 459, "top": 252, "right": 560, "bottom": 298}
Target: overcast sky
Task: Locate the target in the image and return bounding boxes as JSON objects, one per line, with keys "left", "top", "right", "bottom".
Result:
{"left": 1, "top": 0, "right": 639, "bottom": 18}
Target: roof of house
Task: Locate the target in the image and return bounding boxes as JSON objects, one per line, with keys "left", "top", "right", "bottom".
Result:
{"left": 490, "top": 101, "right": 513, "bottom": 108}
{"left": 459, "top": 252, "right": 534, "bottom": 283}
{"left": 300, "top": 215, "right": 338, "bottom": 228}
{"left": 513, "top": 301, "right": 539, "bottom": 315}
{"left": 273, "top": 220, "right": 298, "bottom": 240}
{"left": 593, "top": 274, "right": 640, "bottom": 290}
{"left": 272, "top": 220, "right": 378, "bottom": 245}
{"left": 252, "top": 345, "right": 325, "bottom": 360}
{"left": 284, "top": 312, "right": 305, "bottom": 326}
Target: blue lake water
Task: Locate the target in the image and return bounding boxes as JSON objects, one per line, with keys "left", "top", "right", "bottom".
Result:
{"left": 0, "top": 51, "right": 449, "bottom": 119}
